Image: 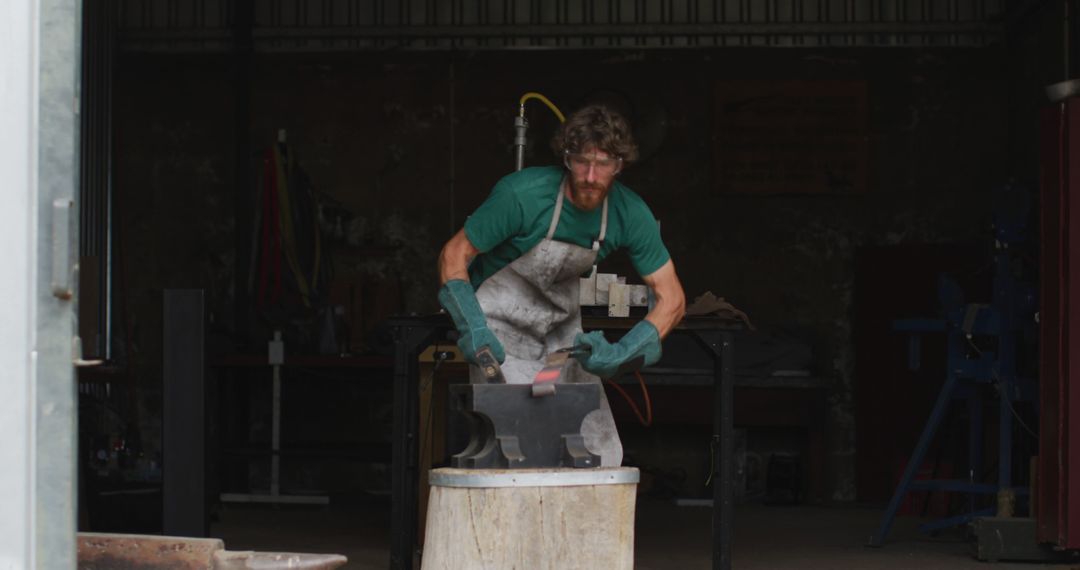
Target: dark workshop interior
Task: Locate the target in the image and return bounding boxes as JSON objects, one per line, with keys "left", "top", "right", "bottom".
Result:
{"left": 74, "top": 1, "right": 1080, "bottom": 569}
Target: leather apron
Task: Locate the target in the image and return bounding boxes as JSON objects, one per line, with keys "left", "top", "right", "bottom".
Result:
{"left": 471, "top": 180, "right": 623, "bottom": 466}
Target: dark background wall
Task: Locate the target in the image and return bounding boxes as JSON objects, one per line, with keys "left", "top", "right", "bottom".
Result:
{"left": 112, "top": 45, "right": 1027, "bottom": 500}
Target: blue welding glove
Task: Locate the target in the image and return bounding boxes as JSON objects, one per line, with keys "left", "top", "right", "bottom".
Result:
{"left": 438, "top": 279, "right": 505, "bottom": 365}
{"left": 573, "top": 320, "right": 662, "bottom": 379}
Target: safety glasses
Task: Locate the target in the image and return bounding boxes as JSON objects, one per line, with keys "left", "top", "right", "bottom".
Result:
{"left": 564, "top": 151, "right": 622, "bottom": 175}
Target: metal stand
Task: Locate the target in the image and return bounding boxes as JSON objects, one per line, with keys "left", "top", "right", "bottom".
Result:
{"left": 870, "top": 197, "right": 1038, "bottom": 546}
{"left": 164, "top": 289, "right": 209, "bottom": 535}
{"left": 868, "top": 363, "right": 1001, "bottom": 546}
{"left": 220, "top": 331, "right": 328, "bottom": 506}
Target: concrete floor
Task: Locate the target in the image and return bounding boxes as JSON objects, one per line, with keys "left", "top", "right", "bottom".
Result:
{"left": 211, "top": 499, "right": 1078, "bottom": 569}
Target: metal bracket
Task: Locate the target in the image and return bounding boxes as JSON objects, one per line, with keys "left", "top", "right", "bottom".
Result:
{"left": 72, "top": 336, "right": 103, "bottom": 368}
{"left": 51, "top": 198, "right": 75, "bottom": 300}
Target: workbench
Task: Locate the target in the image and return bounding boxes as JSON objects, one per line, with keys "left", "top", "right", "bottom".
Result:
{"left": 384, "top": 313, "right": 741, "bottom": 570}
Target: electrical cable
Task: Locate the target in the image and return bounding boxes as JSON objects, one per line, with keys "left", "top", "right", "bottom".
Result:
{"left": 963, "top": 336, "right": 1039, "bottom": 440}
{"left": 705, "top": 441, "right": 715, "bottom": 487}
{"left": 604, "top": 370, "right": 653, "bottom": 427}
{"left": 309, "top": 184, "right": 323, "bottom": 292}
{"left": 418, "top": 347, "right": 448, "bottom": 470}
{"left": 257, "top": 149, "right": 285, "bottom": 306}
{"left": 1002, "top": 382, "right": 1039, "bottom": 440}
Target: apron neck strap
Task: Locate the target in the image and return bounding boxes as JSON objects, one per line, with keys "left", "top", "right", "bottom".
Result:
{"left": 595, "top": 198, "right": 609, "bottom": 250}
{"left": 547, "top": 179, "right": 610, "bottom": 250}
{"left": 546, "top": 183, "right": 566, "bottom": 240}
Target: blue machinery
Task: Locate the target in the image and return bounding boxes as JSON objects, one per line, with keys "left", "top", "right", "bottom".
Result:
{"left": 869, "top": 185, "right": 1039, "bottom": 546}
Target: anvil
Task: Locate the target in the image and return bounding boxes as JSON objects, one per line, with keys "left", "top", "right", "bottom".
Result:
{"left": 448, "top": 383, "right": 603, "bottom": 469}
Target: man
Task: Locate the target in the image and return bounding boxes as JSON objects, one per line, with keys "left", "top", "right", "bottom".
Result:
{"left": 437, "top": 104, "right": 686, "bottom": 466}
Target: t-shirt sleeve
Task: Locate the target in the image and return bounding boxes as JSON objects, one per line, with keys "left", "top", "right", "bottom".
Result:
{"left": 625, "top": 200, "right": 671, "bottom": 277}
{"left": 463, "top": 177, "right": 524, "bottom": 253}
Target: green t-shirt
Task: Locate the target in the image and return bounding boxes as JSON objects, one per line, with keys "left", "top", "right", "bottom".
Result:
{"left": 464, "top": 166, "right": 670, "bottom": 288}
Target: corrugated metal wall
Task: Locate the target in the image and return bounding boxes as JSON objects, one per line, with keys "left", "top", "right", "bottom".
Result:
{"left": 117, "top": 0, "right": 1005, "bottom": 52}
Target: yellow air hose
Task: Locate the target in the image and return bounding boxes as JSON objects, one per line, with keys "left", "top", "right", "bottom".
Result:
{"left": 514, "top": 92, "right": 565, "bottom": 171}
{"left": 518, "top": 92, "right": 566, "bottom": 123}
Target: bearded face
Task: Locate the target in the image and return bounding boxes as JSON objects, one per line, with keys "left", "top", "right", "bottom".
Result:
{"left": 564, "top": 146, "right": 622, "bottom": 211}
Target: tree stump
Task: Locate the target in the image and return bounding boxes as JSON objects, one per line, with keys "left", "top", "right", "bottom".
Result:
{"left": 421, "top": 468, "right": 639, "bottom": 570}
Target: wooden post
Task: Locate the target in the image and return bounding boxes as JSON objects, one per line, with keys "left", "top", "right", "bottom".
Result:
{"left": 421, "top": 468, "right": 638, "bottom": 570}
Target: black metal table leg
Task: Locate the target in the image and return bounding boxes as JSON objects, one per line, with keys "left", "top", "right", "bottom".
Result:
{"left": 693, "top": 330, "right": 734, "bottom": 570}
{"left": 715, "top": 332, "right": 734, "bottom": 570}
{"left": 390, "top": 324, "right": 441, "bottom": 570}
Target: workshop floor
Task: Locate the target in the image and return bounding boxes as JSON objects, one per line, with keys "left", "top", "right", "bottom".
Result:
{"left": 210, "top": 499, "right": 1076, "bottom": 569}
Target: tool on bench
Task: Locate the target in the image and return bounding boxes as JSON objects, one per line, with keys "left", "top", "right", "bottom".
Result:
{"left": 531, "top": 345, "right": 590, "bottom": 397}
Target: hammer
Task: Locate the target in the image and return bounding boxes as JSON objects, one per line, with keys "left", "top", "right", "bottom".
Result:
{"left": 475, "top": 346, "right": 506, "bottom": 384}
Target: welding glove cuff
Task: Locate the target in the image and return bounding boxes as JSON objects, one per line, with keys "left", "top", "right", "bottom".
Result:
{"left": 438, "top": 279, "right": 506, "bottom": 365}
{"left": 573, "top": 320, "right": 662, "bottom": 379}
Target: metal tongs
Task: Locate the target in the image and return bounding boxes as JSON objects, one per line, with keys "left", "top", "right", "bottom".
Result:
{"left": 531, "top": 344, "right": 591, "bottom": 397}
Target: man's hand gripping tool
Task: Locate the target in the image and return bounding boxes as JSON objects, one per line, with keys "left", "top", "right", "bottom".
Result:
{"left": 475, "top": 346, "right": 506, "bottom": 384}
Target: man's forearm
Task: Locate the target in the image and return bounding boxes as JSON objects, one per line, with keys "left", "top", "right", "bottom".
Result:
{"left": 644, "top": 292, "right": 685, "bottom": 339}
{"left": 439, "top": 229, "right": 479, "bottom": 284}
{"left": 439, "top": 251, "right": 470, "bottom": 284}
{"left": 641, "top": 260, "right": 686, "bottom": 339}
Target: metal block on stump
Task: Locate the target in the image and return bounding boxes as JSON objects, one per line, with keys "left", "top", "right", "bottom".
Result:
{"left": 449, "top": 384, "right": 602, "bottom": 469}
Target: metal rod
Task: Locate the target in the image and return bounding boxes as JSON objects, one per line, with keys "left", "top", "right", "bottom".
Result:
{"left": 232, "top": 0, "right": 254, "bottom": 344}
{"left": 449, "top": 61, "right": 456, "bottom": 234}
{"left": 233, "top": 21, "right": 1002, "bottom": 37}
{"left": 1066, "top": 0, "right": 1074, "bottom": 79}
{"left": 115, "top": 0, "right": 1005, "bottom": 50}
{"left": 105, "top": 0, "right": 116, "bottom": 360}
{"left": 271, "top": 363, "right": 281, "bottom": 497}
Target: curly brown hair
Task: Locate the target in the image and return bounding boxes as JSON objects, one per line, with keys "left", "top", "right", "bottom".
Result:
{"left": 550, "top": 104, "right": 639, "bottom": 165}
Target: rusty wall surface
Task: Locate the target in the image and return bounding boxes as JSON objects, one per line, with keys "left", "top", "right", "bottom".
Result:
{"left": 114, "top": 48, "right": 1008, "bottom": 499}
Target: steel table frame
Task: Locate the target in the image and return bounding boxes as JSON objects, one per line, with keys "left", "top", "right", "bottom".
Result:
{"left": 386, "top": 314, "right": 737, "bottom": 570}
